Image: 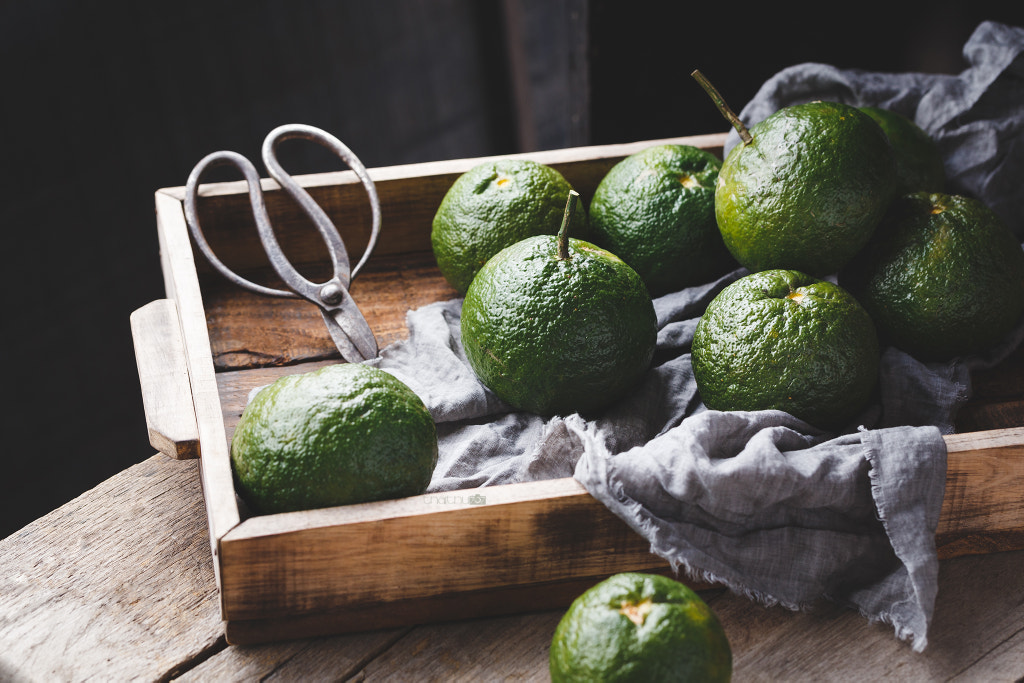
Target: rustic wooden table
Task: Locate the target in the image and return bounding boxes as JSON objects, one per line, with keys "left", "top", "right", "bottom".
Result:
{"left": 1, "top": 450, "right": 1022, "bottom": 682}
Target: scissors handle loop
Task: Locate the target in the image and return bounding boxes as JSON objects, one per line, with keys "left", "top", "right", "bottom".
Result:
{"left": 184, "top": 150, "right": 295, "bottom": 299}
{"left": 182, "top": 125, "right": 382, "bottom": 362}
{"left": 183, "top": 125, "right": 381, "bottom": 302}
{"left": 262, "top": 124, "right": 381, "bottom": 284}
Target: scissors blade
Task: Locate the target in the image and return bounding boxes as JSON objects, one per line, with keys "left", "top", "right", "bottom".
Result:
{"left": 320, "top": 302, "right": 378, "bottom": 363}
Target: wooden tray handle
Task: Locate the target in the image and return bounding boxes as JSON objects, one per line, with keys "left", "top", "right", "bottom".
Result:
{"left": 130, "top": 299, "right": 200, "bottom": 459}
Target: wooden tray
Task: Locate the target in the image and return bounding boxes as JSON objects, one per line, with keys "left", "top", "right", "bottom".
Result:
{"left": 130, "top": 132, "right": 1024, "bottom": 645}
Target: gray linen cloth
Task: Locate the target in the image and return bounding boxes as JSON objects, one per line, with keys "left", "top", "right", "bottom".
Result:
{"left": 359, "top": 20, "right": 1024, "bottom": 653}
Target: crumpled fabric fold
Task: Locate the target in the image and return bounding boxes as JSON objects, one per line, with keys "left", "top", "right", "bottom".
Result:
{"left": 359, "top": 20, "right": 1024, "bottom": 652}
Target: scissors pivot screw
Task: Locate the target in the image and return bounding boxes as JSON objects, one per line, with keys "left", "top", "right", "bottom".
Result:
{"left": 319, "top": 282, "right": 345, "bottom": 306}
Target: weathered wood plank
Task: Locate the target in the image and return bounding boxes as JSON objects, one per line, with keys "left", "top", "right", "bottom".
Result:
{"left": 937, "top": 427, "right": 1024, "bottom": 557}
{"left": 175, "top": 627, "right": 411, "bottom": 682}
{"left": 157, "top": 133, "right": 727, "bottom": 278}
{"left": 709, "top": 548, "right": 1024, "bottom": 681}
{"left": 130, "top": 298, "right": 200, "bottom": 459}
{"left": 217, "top": 477, "right": 670, "bottom": 625}
{"left": 157, "top": 191, "right": 241, "bottom": 558}
{"left": 199, "top": 252, "right": 458, "bottom": 371}
{"left": 221, "top": 571, "right": 700, "bottom": 646}
{"left": 955, "top": 399, "right": 1024, "bottom": 433}
{"left": 0, "top": 455, "right": 223, "bottom": 682}
{"left": 359, "top": 611, "right": 564, "bottom": 682}
{"left": 0, "top": 448, "right": 1020, "bottom": 681}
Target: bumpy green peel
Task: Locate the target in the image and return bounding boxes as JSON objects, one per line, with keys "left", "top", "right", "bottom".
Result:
{"left": 715, "top": 101, "right": 897, "bottom": 276}
{"left": 589, "top": 144, "right": 735, "bottom": 296}
{"left": 461, "top": 234, "right": 656, "bottom": 416}
{"left": 549, "top": 572, "right": 732, "bottom": 683}
{"left": 692, "top": 269, "right": 880, "bottom": 430}
{"left": 231, "top": 363, "right": 438, "bottom": 514}
{"left": 432, "top": 159, "right": 588, "bottom": 294}
{"left": 841, "top": 192, "right": 1024, "bottom": 361}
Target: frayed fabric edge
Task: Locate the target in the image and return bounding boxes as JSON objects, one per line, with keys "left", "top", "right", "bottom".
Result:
{"left": 599, "top": 466, "right": 810, "bottom": 615}
{"left": 860, "top": 431, "right": 935, "bottom": 653}
{"left": 858, "top": 604, "right": 929, "bottom": 653}
{"left": 662, "top": 552, "right": 809, "bottom": 614}
{"left": 575, "top": 423, "right": 939, "bottom": 653}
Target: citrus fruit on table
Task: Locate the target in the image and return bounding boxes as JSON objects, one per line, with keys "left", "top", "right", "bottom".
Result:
{"left": 231, "top": 363, "right": 438, "bottom": 514}
{"left": 692, "top": 269, "right": 880, "bottom": 431}
{"left": 859, "top": 106, "right": 945, "bottom": 195}
{"left": 714, "top": 100, "right": 897, "bottom": 276}
{"left": 432, "top": 158, "right": 588, "bottom": 294}
{"left": 549, "top": 572, "right": 732, "bottom": 683}
{"left": 460, "top": 195, "right": 656, "bottom": 416}
{"left": 588, "top": 143, "right": 735, "bottom": 296}
{"left": 840, "top": 192, "right": 1024, "bottom": 362}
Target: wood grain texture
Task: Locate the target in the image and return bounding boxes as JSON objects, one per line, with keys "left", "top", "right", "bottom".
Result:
{"left": 217, "top": 477, "right": 669, "bottom": 624}
{"left": 1, "top": 448, "right": 1021, "bottom": 681}
{"left": 176, "top": 627, "right": 411, "bottom": 682}
{"left": 222, "top": 571, "right": 694, "bottom": 646}
{"left": 198, "top": 252, "right": 458, "bottom": 370}
{"left": 130, "top": 298, "right": 200, "bottom": 459}
{"left": 157, "top": 191, "right": 241, "bottom": 571}
{"left": 936, "top": 427, "right": 1024, "bottom": 556}
{"left": 190, "top": 549, "right": 1024, "bottom": 683}
{"left": 359, "top": 611, "right": 564, "bottom": 682}
{"left": 0, "top": 455, "right": 223, "bottom": 682}
{"left": 711, "top": 547, "right": 1024, "bottom": 681}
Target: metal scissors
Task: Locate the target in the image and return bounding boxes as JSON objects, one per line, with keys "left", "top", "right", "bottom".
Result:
{"left": 183, "top": 123, "right": 380, "bottom": 363}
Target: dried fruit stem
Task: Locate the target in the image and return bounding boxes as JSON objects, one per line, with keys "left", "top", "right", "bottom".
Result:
{"left": 691, "top": 69, "right": 753, "bottom": 145}
{"left": 558, "top": 190, "right": 579, "bottom": 260}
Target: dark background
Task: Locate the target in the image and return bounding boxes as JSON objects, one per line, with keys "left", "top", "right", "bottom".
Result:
{"left": 3, "top": 0, "right": 1022, "bottom": 539}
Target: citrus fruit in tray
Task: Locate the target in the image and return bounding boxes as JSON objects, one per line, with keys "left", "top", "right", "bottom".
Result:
{"left": 859, "top": 106, "right": 945, "bottom": 195}
{"left": 549, "top": 572, "right": 732, "bottom": 683}
{"left": 460, "top": 192, "right": 656, "bottom": 416}
{"left": 693, "top": 70, "right": 897, "bottom": 278}
{"left": 692, "top": 269, "right": 880, "bottom": 431}
{"left": 231, "top": 363, "right": 438, "bottom": 514}
{"left": 841, "top": 192, "right": 1024, "bottom": 361}
{"left": 588, "top": 143, "right": 735, "bottom": 296}
{"left": 432, "top": 158, "right": 588, "bottom": 294}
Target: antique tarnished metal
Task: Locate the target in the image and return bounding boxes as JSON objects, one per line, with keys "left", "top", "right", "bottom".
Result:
{"left": 183, "top": 124, "right": 380, "bottom": 362}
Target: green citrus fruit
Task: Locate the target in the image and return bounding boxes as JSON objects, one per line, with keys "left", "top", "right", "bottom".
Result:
{"left": 230, "top": 363, "right": 438, "bottom": 514}
{"left": 840, "top": 192, "right": 1024, "bottom": 361}
{"left": 692, "top": 269, "right": 880, "bottom": 430}
{"left": 588, "top": 144, "right": 736, "bottom": 296}
{"left": 549, "top": 572, "right": 732, "bottom": 683}
{"left": 460, "top": 226, "right": 656, "bottom": 416}
{"left": 432, "top": 158, "right": 588, "bottom": 293}
{"left": 859, "top": 106, "right": 945, "bottom": 195}
{"left": 715, "top": 101, "right": 897, "bottom": 276}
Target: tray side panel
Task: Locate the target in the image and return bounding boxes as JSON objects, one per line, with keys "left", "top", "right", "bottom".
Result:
{"left": 218, "top": 483, "right": 668, "bottom": 622}
{"left": 222, "top": 570, "right": 693, "bottom": 646}
{"left": 155, "top": 192, "right": 241, "bottom": 574}
{"left": 215, "top": 426, "right": 1024, "bottom": 627}
{"left": 167, "top": 133, "right": 729, "bottom": 276}
{"left": 937, "top": 427, "right": 1024, "bottom": 556}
